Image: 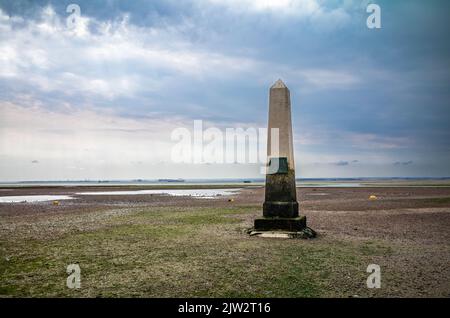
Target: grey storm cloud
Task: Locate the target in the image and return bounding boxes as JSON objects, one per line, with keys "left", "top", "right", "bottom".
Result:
{"left": 332, "top": 160, "right": 362, "bottom": 166}
{"left": 394, "top": 161, "right": 413, "bottom": 166}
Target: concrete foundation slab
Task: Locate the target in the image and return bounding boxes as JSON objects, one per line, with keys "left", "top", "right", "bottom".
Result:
{"left": 249, "top": 227, "right": 317, "bottom": 239}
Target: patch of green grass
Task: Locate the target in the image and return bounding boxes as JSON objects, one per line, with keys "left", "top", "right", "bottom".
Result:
{"left": 359, "top": 241, "right": 393, "bottom": 256}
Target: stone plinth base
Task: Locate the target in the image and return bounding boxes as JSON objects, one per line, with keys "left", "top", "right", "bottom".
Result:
{"left": 254, "top": 216, "right": 306, "bottom": 232}
{"left": 263, "top": 201, "right": 298, "bottom": 218}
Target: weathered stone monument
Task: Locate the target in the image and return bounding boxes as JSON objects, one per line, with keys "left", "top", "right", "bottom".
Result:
{"left": 253, "top": 79, "right": 314, "bottom": 237}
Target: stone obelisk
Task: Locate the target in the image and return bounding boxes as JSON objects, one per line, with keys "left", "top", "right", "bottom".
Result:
{"left": 254, "top": 79, "right": 307, "bottom": 232}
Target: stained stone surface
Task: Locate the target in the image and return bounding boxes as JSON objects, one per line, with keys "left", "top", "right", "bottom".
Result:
{"left": 254, "top": 216, "right": 306, "bottom": 231}
{"left": 263, "top": 169, "right": 298, "bottom": 218}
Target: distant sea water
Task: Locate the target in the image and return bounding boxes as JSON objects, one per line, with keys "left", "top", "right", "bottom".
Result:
{"left": 1, "top": 177, "right": 449, "bottom": 187}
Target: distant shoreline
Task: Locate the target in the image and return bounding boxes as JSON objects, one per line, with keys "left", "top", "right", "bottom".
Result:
{"left": 1, "top": 177, "right": 450, "bottom": 188}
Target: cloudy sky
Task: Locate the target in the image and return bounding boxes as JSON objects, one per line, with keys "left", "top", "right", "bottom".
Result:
{"left": 0, "top": 0, "right": 449, "bottom": 181}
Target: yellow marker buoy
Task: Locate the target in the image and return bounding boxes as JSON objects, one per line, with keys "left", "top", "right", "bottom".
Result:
{"left": 369, "top": 195, "right": 377, "bottom": 200}
{"left": 52, "top": 200, "right": 60, "bottom": 205}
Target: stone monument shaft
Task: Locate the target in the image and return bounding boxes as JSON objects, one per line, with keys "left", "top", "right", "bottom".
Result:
{"left": 254, "top": 79, "right": 306, "bottom": 232}
{"left": 264, "top": 79, "right": 298, "bottom": 218}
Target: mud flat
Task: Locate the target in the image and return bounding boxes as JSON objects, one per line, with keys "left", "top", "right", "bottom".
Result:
{"left": 0, "top": 185, "right": 449, "bottom": 297}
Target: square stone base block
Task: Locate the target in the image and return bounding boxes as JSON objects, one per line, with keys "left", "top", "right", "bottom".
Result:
{"left": 254, "top": 216, "right": 306, "bottom": 232}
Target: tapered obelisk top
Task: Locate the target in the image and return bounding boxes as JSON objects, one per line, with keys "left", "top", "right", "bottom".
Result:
{"left": 271, "top": 79, "right": 287, "bottom": 89}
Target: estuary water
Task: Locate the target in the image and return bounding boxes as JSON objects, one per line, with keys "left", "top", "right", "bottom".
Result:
{"left": 75, "top": 189, "right": 241, "bottom": 198}
{"left": 0, "top": 195, "right": 74, "bottom": 203}
{"left": 0, "top": 189, "right": 240, "bottom": 203}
